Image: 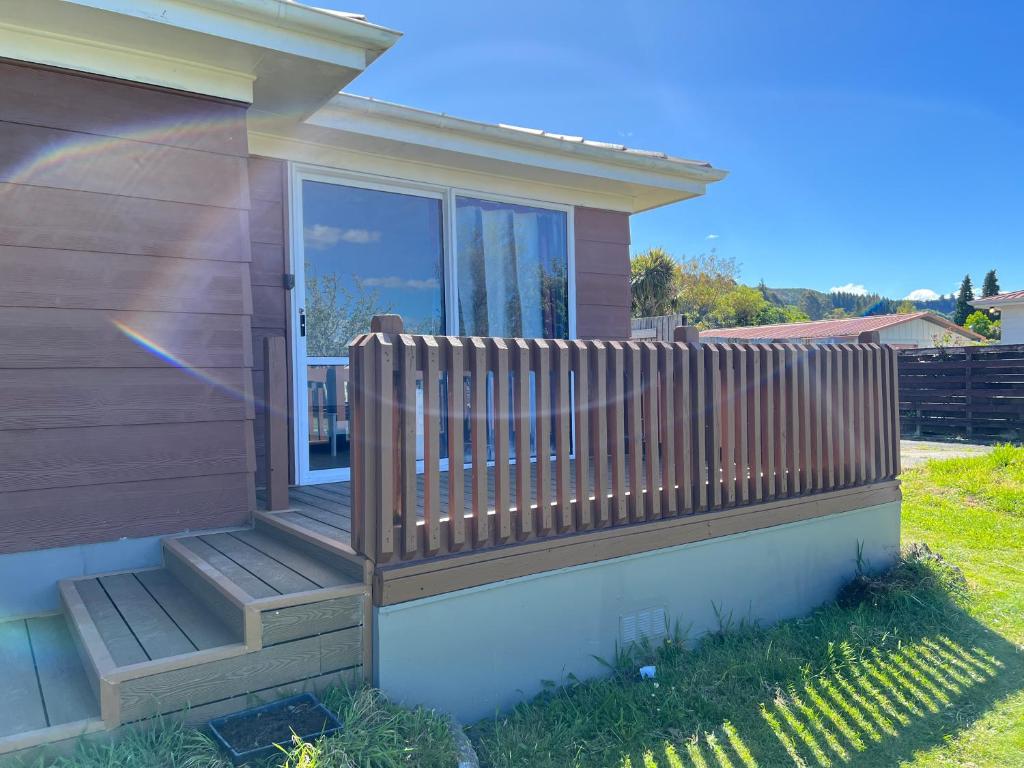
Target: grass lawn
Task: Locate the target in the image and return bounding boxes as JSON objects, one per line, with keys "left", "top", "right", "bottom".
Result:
{"left": 469, "top": 446, "right": 1024, "bottom": 768}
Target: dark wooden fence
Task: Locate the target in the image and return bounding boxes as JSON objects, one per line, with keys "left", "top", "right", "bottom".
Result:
{"left": 899, "top": 344, "right": 1024, "bottom": 443}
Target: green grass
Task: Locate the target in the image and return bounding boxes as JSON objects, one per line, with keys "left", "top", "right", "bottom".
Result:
{"left": 469, "top": 445, "right": 1024, "bottom": 768}
{"left": 21, "top": 687, "right": 457, "bottom": 768}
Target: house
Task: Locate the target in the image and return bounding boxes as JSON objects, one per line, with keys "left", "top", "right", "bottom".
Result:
{"left": 0, "top": 0, "right": 901, "bottom": 755}
{"left": 697, "top": 312, "right": 983, "bottom": 348}
{"left": 971, "top": 290, "right": 1024, "bottom": 345}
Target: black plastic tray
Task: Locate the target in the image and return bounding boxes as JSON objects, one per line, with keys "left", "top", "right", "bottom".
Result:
{"left": 208, "top": 692, "right": 343, "bottom": 765}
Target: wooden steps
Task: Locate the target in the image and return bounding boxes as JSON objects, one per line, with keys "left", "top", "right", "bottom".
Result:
{"left": 44, "top": 521, "right": 370, "bottom": 737}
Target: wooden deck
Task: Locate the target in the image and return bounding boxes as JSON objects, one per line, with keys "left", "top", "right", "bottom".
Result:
{"left": 0, "top": 615, "right": 99, "bottom": 739}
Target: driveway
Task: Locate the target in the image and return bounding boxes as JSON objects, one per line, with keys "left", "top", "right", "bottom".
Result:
{"left": 900, "top": 439, "right": 994, "bottom": 469}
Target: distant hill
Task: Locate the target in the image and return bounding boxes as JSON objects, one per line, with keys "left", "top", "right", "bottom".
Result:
{"left": 761, "top": 286, "right": 956, "bottom": 321}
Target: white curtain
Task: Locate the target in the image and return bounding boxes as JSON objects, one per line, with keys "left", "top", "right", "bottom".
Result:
{"left": 457, "top": 197, "right": 564, "bottom": 339}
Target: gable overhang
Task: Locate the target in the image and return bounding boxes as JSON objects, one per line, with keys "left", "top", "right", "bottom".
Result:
{"left": 0, "top": 0, "right": 401, "bottom": 117}
{"left": 250, "top": 94, "right": 728, "bottom": 214}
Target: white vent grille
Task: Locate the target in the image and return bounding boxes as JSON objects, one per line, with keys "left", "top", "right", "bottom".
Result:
{"left": 619, "top": 607, "right": 667, "bottom": 646}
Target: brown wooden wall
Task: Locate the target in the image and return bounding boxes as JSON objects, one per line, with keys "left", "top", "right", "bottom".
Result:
{"left": 574, "top": 207, "right": 632, "bottom": 340}
{"left": 0, "top": 62, "right": 256, "bottom": 554}
{"left": 247, "top": 157, "right": 292, "bottom": 486}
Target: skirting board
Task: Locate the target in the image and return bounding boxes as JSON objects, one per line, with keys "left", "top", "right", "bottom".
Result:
{"left": 374, "top": 499, "right": 901, "bottom": 722}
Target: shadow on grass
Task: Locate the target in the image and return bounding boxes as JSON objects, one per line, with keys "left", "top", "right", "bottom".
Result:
{"left": 626, "top": 630, "right": 1018, "bottom": 768}
{"left": 472, "top": 551, "right": 1024, "bottom": 768}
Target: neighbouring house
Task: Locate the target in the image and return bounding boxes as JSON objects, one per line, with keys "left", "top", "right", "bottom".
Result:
{"left": 0, "top": 0, "right": 902, "bottom": 755}
{"left": 971, "top": 290, "right": 1024, "bottom": 345}
{"left": 696, "top": 312, "right": 984, "bottom": 348}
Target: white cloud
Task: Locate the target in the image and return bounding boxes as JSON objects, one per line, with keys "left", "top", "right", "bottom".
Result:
{"left": 361, "top": 276, "right": 440, "bottom": 290}
{"left": 304, "top": 225, "right": 381, "bottom": 250}
{"left": 829, "top": 283, "right": 870, "bottom": 296}
{"left": 905, "top": 288, "right": 940, "bottom": 301}
{"left": 705, "top": 233, "right": 720, "bottom": 240}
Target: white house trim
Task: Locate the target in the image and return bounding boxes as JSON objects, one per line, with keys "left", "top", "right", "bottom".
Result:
{"left": 0, "top": 0, "right": 400, "bottom": 114}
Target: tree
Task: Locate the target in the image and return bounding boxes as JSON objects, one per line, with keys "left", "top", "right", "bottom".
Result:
{"left": 800, "top": 291, "right": 824, "bottom": 320}
{"left": 675, "top": 251, "right": 739, "bottom": 326}
{"left": 953, "top": 274, "right": 975, "bottom": 326}
{"left": 630, "top": 247, "right": 681, "bottom": 317}
{"left": 982, "top": 270, "right": 1000, "bottom": 298}
{"left": 896, "top": 300, "right": 916, "bottom": 313}
{"left": 964, "top": 310, "right": 1000, "bottom": 340}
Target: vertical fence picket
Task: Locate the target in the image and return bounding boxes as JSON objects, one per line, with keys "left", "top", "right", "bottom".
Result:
{"left": 624, "top": 343, "right": 645, "bottom": 521}
{"left": 441, "top": 337, "right": 466, "bottom": 551}
{"left": 532, "top": 339, "right": 553, "bottom": 534}
{"left": 785, "top": 346, "right": 801, "bottom": 496}
{"left": 511, "top": 338, "right": 533, "bottom": 540}
{"left": 889, "top": 347, "right": 902, "bottom": 475}
{"left": 674, "top": 344, "right": 694, "bottom": 513}
{"left": 704, "top": 343, "right": 723, "bottom": 509}
{"left": 588, "top": 341, "right": 610, "bottom": 527}
{"left": 490, "top": 338, "right": 511, "bottom": 543}
{"left": 572, "top": 341, "right": 593, "bottom": 529}
{"left": 553, "top": 340, "right": 573, "bottom": 532}
{"left": 771, "top": 344, "right": 788, "bottom": 497}
{"left": 691, "top": 343, "right": 708, "bottom": 511}
{"left": 720, "top": 345, "right": 737, "bottom": 507}
{"left": 760, "top": 344, "right": 776, "bottom": 500}
{"left": 469, "top": 337, "right": 489, "bottom": 547}
{"left": 640, "top": 343, "right": 662, "bottom": 519}
{"left": 606, "top": 342, "right": 628, "bottom": 524}
{"left": 745, "top": 345, "right": 762, "bottom": 502}
{"left": 658, "top": 343, "right": 677, "bottom": 516}
{"left": 397, "top": 334, "right": 419, "bottom": 559}
{"left": 420, "top": 336, "right": 441, "bottom": 556}
{"left": 798, "top": 347, "right": 812, "bottom": 493}
{"left": 372, "top": 334, "right": 395, "bottom": 562}
{"left": 735, "top": 345, "right": 750, "bottom": 505}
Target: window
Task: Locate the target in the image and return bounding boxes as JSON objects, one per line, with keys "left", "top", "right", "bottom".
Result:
{"left": 455, "top": 196, "right": 570, "bottom": 339}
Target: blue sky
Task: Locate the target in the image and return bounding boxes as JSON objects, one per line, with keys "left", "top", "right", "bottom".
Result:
{"left": 321, "top": 0, "right": 1023, "bottom": 300}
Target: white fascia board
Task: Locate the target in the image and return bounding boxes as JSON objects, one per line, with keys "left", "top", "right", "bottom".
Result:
{"left": 293, "top": 97, "right": 726, "bottom": 213}
{"left": 0, "top": 0, "right": 400, "bottom": 112}
{"left": 64, "top": 0, "right": 396, "bottom": 70}
{"left": 249, "top": 131, "right": 643, "bottom": 212}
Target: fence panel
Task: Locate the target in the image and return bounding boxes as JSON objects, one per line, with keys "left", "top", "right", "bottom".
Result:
{"left": 898, "top": 344, "right": 1024, "bottom": 443}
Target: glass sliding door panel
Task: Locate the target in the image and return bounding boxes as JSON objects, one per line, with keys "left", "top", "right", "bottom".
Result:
{"left": 300, "top": 180, "right": 445, "bottom": 479}
{"left": 455, "top": 196, "right": 569, "bottom": 339}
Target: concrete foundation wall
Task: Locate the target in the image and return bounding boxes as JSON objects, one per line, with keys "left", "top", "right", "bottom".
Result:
{"left": 374, "top": 501, "right": 901, "bottom": 722}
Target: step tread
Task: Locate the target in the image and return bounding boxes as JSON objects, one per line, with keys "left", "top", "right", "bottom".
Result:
{"left": 179, "top": 530, "right": 359, "bottom": 600}
{"left": 0, "top": 615, "right": 99, "bottom": 740}
{"left": 75, "top": 569, "right": 239, "bottom": 668}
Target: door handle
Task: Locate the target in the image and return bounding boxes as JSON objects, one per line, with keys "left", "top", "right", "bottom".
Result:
{"left": 299, "top": 308, "right": 306, "bottom": 337}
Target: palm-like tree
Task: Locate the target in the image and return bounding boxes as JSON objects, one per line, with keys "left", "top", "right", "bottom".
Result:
{"left": 630, "top": 247, "right": 681, "bottom": 317}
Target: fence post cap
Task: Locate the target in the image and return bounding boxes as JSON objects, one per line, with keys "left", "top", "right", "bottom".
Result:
{"left": 857, "top": 331, "right": 881, "bottom": 344}
{"left": 370, "top": 314, "right": 404, "bottom": 334}
{"left": 673, "top": 325, "right": 700, "bottom": 344}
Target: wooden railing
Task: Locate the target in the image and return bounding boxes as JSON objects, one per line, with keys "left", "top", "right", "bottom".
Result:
{"left": 349, "top": 317, "right": 901, "bottom": 565}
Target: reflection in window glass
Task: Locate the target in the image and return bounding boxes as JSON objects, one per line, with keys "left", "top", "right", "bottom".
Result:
{"left": 302, "top": 180, "right": 445, "bottom": 358}
{"left": 455, "top": 196, "right": 569, "bottom": 339}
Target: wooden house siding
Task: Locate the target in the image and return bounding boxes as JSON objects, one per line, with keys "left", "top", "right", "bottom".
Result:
{"left": 574, "top": 207, "right": 631, "bottom": 340}
{"left": 0, "top": 62, "right": 255, "bottom": 555}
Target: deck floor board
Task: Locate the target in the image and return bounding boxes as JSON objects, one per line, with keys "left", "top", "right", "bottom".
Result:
{"left": 180, "top": 538, "right": 278, "bottom": 600}
{"left": 99, "top": 573, "right": 197, "bottom": 659}
{"left": 0, "top": 619, "right": 48, "bottom": 737}
{"left": 75, "top": 579, "right": 149, "bottom": 666}
{"left": 229, "top": 530, "right": 350, "bottom": 588}
{"left": 135, "top": 569, "right": 237, "bottom": 650}
{"left": 200, "top": 533, "right": 318, "bottom": 595}
{"left": 26, "top": 615, "right": 99, "bottom": 726}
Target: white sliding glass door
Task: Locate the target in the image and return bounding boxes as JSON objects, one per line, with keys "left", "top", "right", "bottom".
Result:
{"left": 293, "top": 176, "right": 445, "bottom": 485}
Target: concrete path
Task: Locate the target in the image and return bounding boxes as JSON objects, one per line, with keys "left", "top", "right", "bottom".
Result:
{"left": 900, "top": 440, "right": 994, "bottom": 470}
